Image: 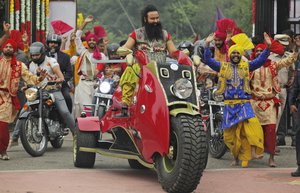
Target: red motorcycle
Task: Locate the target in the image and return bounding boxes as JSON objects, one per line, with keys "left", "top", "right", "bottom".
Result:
{"left": 74, "top": 49, "right": 208, "bottom": 193}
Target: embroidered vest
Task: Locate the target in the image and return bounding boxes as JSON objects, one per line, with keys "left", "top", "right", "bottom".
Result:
{"left": 135, "top": 27, "right": 168, "bottom": 64}
{"left": 216, "top": 61, "right": 251, "bottom": 95}
{"left": 0, "top": 57, "right": 22, "bottom": 97}
{"left": 249, "top": 62, "right": 281, "bottom": 94}
{"left": 9, "top": 61, "right": 22, "bottom": 96}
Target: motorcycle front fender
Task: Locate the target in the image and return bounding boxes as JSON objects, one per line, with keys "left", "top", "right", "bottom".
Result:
{"left": 133, "top": 66, "right": 170, "bottom": 162}
{"left": 77, "top": 117, "right": 101, "bottom": 132}
{"left": 169, "top": 103, "right": 200, "bottom": 117}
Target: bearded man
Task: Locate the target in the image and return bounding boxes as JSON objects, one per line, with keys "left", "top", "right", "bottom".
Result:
{"left": 250, "top": 43, "right": 298, "bottom": 167}
{"left": 74, "top": 15, "right": 107, "bottom": 117}
{"left": 204, "top": 32, "right": 271, "bottom": 168}
{"left": 119, "top": 4, "right": 177, "bottom": 106}
{"left": 0, "top": 39, "right": 46, "bottom": 160}
{"left": 214, "top": 30, "right": 227, "bottom": 62}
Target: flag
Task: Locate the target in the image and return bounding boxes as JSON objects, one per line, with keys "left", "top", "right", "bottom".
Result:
{"left": 51, "top": 20, "right": 73, "bottom": 35}
{"left": 212, "top": 6, "right": 225, "bottom": 31}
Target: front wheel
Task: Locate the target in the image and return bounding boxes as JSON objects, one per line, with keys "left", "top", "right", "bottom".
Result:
{"left": 19, "top": 117, "right": 48, "bottom": 157}
{"left": 207, "top": 117, "right": 227, "bottom": 159}
{"left": 97, "top": 106, "right": 106, "bottom": 120}
{"left": 73, "top": 123, "right": 96, "bottom": 168}
{"left": 155, "top": 115, "right": 208, "bottom": 193}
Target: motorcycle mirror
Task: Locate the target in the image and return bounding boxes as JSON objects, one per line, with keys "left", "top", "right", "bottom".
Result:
{"left": 181, "top": 48, "right": 190, "bottom": 56}
{"left": 126, "top": 54, "right": 134, "bottom": 66}
{"left": 192, "top": 55, "right": 201, "bottom": 66}
{"left": 117, "top": 47, "right": 133, "bottom": 57}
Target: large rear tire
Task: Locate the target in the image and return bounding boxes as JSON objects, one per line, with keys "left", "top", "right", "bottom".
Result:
{"left": 73, "top": 123, "right": 96, "bottom": 168}
{"left": 156, "top": 115, "right": 208, "bottom": 193}
{"left": 207, "top": 117, "right": 227, "bottom": 159}
{"left": 19, "top": 117, "right": 48, "bottom": 157}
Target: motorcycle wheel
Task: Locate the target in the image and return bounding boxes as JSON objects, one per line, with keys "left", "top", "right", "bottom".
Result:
{"left": 19, "top": 117, "right": 48, "bottom": 157}
{"left": 207, "top": 117, "right": 227, "bottom": 159}
{"left": 50, "top": 136, "right": 64, "bottom": 148}
{"left": 128, "top": 159, "right": 148, "bottom": 169}
{"left": 97, "top": 106, "right": 106, "bottom": 120}
{"left": 155, "top": 115, "right": 207, "bottom": 193}
{"left": 73, "top": 123, "right": 96, "bottom": 168}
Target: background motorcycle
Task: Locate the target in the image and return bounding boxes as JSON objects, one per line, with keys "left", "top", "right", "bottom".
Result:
{"left": 87, "top": 60, "right": 123, "bottom": 119}
{"left": 194, "top": 43, "right": 227, "bottom": 159}
{"left": 74, "top": 49, "right": 208, "bottom": 193}
{"left": 17, "top": 82, "right": 67, "bottom": 157}
{"left": 200, "top": 83, "right": 227, "bottom": 159}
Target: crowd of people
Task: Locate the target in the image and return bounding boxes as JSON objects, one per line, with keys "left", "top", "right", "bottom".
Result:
{"left": 0, "top": 4, "right": 299, "bottom": 178}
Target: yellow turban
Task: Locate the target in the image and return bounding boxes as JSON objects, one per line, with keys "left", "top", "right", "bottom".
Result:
{"left": 228, "top": 44, "right": 244, "bottom": 57}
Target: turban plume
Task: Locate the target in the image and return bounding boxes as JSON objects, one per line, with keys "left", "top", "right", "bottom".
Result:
{"left": 10, "top": 30, "right": 24, "bottom": 50}
{"left": 94, "top": 25, "right": 107, "bottom": 39}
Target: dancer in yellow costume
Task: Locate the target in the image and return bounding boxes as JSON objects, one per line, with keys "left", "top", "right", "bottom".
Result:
{"left": 203, "top": 32, "right": 272, "bottom": 167}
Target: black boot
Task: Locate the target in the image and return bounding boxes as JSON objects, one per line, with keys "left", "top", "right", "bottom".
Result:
{"left": 291, "top": 136, "right": 296, "bottom": 147}
{"left": 276, "top": 136, "right": 286, "bottom": 146}
{"left": 291, "top": 167, "right": 300, "bottom": 177}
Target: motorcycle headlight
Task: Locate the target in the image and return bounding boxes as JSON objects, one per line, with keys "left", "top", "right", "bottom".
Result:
{"left": 25, "top": 88, "right": 38, "bottom": 102}
{"left": 172, "top": 78, "right": 193, "bottom": 99}
{"left": 99, "top": 81, "right": 111, "bottom": 94}
{"left": 212, "top": 88, "right": 224, "bottom": 102}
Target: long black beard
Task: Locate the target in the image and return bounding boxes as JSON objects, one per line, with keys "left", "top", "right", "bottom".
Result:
{"left": 145, "top": 22, "right": 163, "bottom": 41}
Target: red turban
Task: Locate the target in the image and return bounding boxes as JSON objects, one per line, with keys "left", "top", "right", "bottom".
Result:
{"left": 85, "top": 33, "right": 99, "bottom": 43}
{"left": 251, "top": 43, "right": 266, "bottom": 60}
{"left": 1, "top": 39, "right": 18, "bottom": 53}
{"left": 1, "top": 39, "right": 18, "bottom": 67}
{"left": 215, "top": 30, "right": 226, "bottom": 41}
{"left": 270, "top": 40, "right": 284, "bottom": 56}
{"left": 84, "top": 33, "right": 102, "bottom": 60}
{"left": 255, "top": 43, "right": 266, "bottom": 51}
{"left": 10, "top": 30, "right": 24, "bottom": 50}
{"left": 233, "top": 27, "right": 243, "bottom": 35}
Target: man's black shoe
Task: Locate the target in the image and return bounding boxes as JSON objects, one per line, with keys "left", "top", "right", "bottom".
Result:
{"left": 291, "top": 168, "right": 300, "bottom": 177}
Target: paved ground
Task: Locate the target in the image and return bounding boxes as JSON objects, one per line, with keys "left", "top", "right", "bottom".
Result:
{"left": 1, "top": 135, "right": 299, "bottom": 193}
{"left": 0, "top": 168, "right": 300, "bottom": 193}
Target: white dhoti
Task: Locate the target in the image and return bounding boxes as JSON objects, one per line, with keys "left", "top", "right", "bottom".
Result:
{"left": 73, "top": 79, "right": 95, "bottom": 118}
